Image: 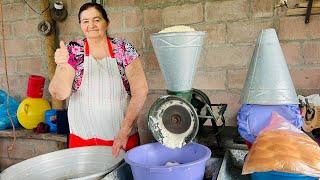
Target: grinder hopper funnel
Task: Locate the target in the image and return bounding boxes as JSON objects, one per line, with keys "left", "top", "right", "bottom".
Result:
{"left": 150, "top": 31, "right": 206, "bottom": 92}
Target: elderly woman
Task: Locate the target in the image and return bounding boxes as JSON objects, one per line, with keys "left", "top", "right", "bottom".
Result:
{"left": 49, "top": 2, "right": 148, "bottom": 157}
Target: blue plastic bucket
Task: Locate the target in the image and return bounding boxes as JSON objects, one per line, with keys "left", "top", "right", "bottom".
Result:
{"left": 45, "top": 109, "right": 57, "bottom": 133}
{"left": 125, "top": 142, "right": 211, "bottom": 180}
{"left": 252, "top": 171, "right": 317, "bottom": 180}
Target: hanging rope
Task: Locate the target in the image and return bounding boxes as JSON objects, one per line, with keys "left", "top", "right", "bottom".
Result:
{"left": 23, "top": 0, "right": 50, "bottom": 15}
{"left": 0, "top": 2, "right": 17, "bottom": 154}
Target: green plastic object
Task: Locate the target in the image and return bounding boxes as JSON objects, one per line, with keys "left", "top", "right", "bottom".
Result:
{"left": 167, "top": 90, "right": 192, "bottom": 102}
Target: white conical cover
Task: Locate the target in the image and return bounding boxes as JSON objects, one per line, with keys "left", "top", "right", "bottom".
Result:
{"left": 241, "top": 28, "right": 299, "bottom": 105}
{"left": 150, "top": 31, "right": 205, "bottom": 92}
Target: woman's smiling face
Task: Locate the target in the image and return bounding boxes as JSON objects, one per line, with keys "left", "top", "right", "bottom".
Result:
{"left": 79, "top": 7, "right": 108, "bottom": 39}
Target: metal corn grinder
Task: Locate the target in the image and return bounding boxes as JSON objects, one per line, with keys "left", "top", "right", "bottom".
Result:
{"left": 148, "top": 31, "right": 227, "bottom": 149}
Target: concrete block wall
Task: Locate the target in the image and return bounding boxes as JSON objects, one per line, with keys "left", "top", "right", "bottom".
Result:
{"left": 0, "top": 130, "right": 67, "bottom": 171}
{"left": 1, "top": 0, "right": 320, "bottom": 144}
{"left": 0, "top": 137, "right": 66, "bottom": 171}
{"left": 0, "top": 0, "right": 47, "bottom": 100}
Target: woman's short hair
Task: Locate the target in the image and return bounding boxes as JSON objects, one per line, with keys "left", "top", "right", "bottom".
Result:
{"left": 78, "top": 3, "right": 110, "bottom": 24}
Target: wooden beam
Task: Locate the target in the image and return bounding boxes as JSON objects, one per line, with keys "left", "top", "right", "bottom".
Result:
{"left": 39, "top": 0, "right": 63, "bottom": 109}
{"left": 286, "top": 7, "right": 320, "bottom": 16}
{"left": 296, "top": 2, "right": 320, "bottom": 8}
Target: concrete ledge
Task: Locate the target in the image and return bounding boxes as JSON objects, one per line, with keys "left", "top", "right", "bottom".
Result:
{"left": 0, "top": 128, "right": 67, "bottom": 142}
{"left": 0, "top": 129, "right": 68, "bottom": 171}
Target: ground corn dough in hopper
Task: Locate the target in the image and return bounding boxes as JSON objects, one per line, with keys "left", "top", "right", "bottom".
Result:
{"left": 158, "top": 25, "right": 195, "bottom": 33}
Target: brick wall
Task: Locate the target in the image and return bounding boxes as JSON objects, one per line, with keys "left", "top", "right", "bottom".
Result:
{"left": 1, "top": 0, "right": 320, "bottom": 144}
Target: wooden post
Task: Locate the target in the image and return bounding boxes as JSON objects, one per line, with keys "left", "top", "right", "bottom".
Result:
{"left": 40, "top": 0, "right": 63, "bottom": 109}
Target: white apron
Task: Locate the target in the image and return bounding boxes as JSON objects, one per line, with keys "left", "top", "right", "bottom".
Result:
{"left": 68, "top": 53, "right": 130, "bottom": 140}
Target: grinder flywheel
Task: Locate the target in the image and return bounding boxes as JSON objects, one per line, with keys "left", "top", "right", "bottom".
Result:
{"left": 148, "top": 95, "right": 199, "bottom": 149}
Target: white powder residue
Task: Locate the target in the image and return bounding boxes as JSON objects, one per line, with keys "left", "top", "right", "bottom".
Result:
{"left": 151, "top": 99, "right": 195, "bottom": 149}
{"left": 165, "top": 161, "right": 181, "bottom": 166}
{"left": 158, "top": 25, "right": 195, "bottom": 33}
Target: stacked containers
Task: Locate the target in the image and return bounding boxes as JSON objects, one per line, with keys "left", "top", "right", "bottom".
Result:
{"left": 237, "top": 29, "right": 312, "bottom": 179}
{"left": 17, "top": 75, "right": 51, "bottom": 129}
{"left": 238, "top": 28, "right": 302, "bottom": 145}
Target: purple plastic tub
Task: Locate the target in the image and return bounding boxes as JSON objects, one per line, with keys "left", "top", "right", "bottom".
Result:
{"left": 125, "top": 142, "right": 211, "bottom": 180}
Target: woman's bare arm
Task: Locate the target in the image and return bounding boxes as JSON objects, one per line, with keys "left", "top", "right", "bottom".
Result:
{"left": 122, "top": 58, "right": 148, "bottom": 131}
{"left": 112, "top": 58, "right": 148, "bottom": 156}
{"left": 49, "top": 41, "right": 76, "bottom": 100}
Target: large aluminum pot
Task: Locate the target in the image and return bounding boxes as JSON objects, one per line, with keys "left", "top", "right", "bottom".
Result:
{"left": 0, "top": 146, "right": 124, "bottom": 180}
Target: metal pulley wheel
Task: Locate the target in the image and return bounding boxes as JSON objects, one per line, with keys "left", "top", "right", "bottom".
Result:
{"left": 37, "top": 20, "right": 52, "bottom": 36}
{"left": 148, "top": 95, "right": 199, "bottom": 149}
{"left": 191, "top": 88, "right": 212, "bottom": 126}
{"left": 191, "top": 89, "right": 227, "bottom": 149}
{"left": 51, "top": 1, "right": 68, "bottom": 22}
{"left": 191, "top": 88, "right": 213, "bottom": 137}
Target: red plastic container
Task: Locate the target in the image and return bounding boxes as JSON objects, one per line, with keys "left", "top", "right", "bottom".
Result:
{"left": 27, "top": 75, "right": 45, "bottom": 98}
{"left": 245, "top": 140, "right": 252, "bottom": 149}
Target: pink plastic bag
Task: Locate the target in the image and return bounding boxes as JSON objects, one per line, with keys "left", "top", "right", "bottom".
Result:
{"left": 242, "top": 112, "right": 320, "bottom": 177}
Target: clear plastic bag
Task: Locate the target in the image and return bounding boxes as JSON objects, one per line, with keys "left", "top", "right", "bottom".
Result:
{"left": 242, "top": 112, "right": 320, "bottom": 177}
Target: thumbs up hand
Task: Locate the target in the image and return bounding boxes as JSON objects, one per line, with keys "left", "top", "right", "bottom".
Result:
{"left": 55, "top": 41, "right": 69, "bottom": 66}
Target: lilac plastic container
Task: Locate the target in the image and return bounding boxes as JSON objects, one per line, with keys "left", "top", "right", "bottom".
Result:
{"left": 125, "top": 142, "right": 211, "bottom": 180}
